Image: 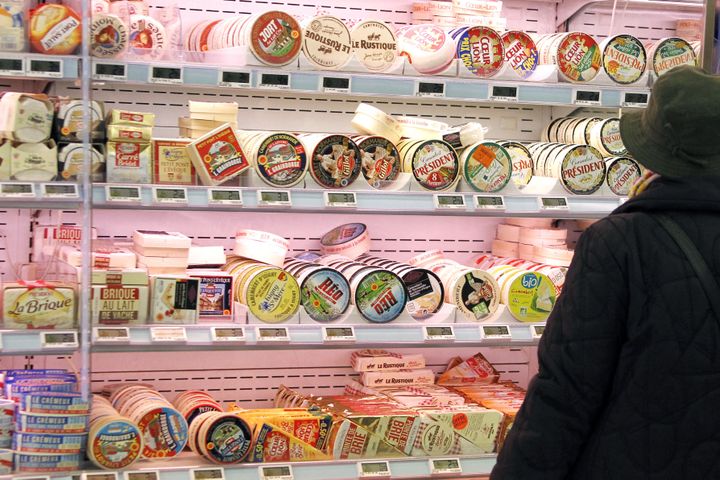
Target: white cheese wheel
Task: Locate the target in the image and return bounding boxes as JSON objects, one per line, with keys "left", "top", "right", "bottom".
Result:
{"left": 302, "top": 16, "right": 353, "bottom": 69}
{"left": 397, "top": 24, "right": 456, "bottom": 74}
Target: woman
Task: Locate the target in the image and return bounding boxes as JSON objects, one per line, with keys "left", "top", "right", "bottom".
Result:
{"left": 491, "top": 66, "right": 720, "bottom": 479}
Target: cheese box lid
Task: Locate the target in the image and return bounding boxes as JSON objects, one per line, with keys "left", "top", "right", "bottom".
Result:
{"left": 59, "top": 242, "right": 137, "bottom": 269}
{"left": 133, "top": 230, "right": 192, "bottom": 248}
{"left": 188, "top": 245, "right": 226, "bottom": 267}
{"left": 188, "top": 101, "right": 239, "bottom": 114}
{"left": 136, "top": 252, "right": 189, "bottom": 268}
{"left": 91, "top": 268, "right": 149, "bottom": 285}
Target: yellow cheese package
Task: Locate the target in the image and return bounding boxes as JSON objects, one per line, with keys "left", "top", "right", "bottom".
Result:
{"left": 150, "top": 275, "right": 200, "bottom": 324}
{"left": 0, "top": 93, "right": 53, "bottom": 143}
{"left": 410, "top": 407, "right": 503, "bottom": 455}
{"left": 3, "top": 281, "right": 76, "bottom": 329}
{"left": 11, "top": 140, "right": 57, "bottom": 181}
{"left": 234, "top": 408, "right": 334, "bottom": 453}
{"left": 152, "top": 138, "right": 196, "bottom": 185}
{"left": 245, "top": 419, "right": 331, "bottom": 463}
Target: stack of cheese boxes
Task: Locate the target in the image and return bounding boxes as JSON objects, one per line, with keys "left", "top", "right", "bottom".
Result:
{"left": 55, "top": 99, "right": 106, "bottom": 182}
{"left": 491, "top": 218, "right": 574, "bottom": 267}
{"left": 106, "top": 110, "right": 155, "bottom": 184}
{"left": 179, "top": 101, "right": 238, "bottom": 139}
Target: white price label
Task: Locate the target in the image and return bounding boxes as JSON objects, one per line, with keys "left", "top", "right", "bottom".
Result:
{"left": 539, "top": 196, "right": 569, "bottom": 210}
{"left": 211, "top": 327, "right": 246, "bottom": 343}
{"left": 0, "top": 182, "right": 35, "bottom": 197}
{"left": 93, "top": 62, "right": 127, "bottom": 81}
{"left": 475, "top": 195, "right": 505, "bottom": 210}
{"left": 322, "top": 326, "right": 356, "bottom": 342}
{"left": 106, "top": 185, "right": 142, "bottom": 203}
{"left": 149, "top": 66, "right": 183, "bottom": 84}
{"left": 124, "top": 471, "right": 159, "bottom": 480}
{"left": 93, "top": 327, "right": 131, "bottom": 343}
{"left": 153, "top": 186, "right": 188, "bottom": 204}
{"left": 622, "top": 92, "right": 649, "bottom": 108}
{"left": 358, "top": 461, "right": 392, "bottom": 477}
{"left": 42, "top": 183, "right": 79, "bottom": 198}
{"left": 531, "top": 324, "right": 546, "bottom": 339}
{"left": 218, "top": 70, "right": 251, "bottom": 88}
{"left": 429, "top": 458, "right": 462, "bottom": 475}
{"left": 191, "top": 467, "right": 225, "bottom": 480}
{"left": 208, "top": 188, "right": 243, "bottom": 206}
{"left": 150, "top": 327, "right": 187, "bottom": 343}
{"left": 434, "top": 194, "right": 466, "bottom": 209}
{"left": 256, "top": 327, "right": 290, "bottom": 343}
{"left": 257, "top": 190, "right": 291, "bottom": 207}
{"left": 27, "top": 58, "right": 63, "bottom": 78}
{"left": 259, "top": 73, "right": 290, "bottom": 89}
{"left": 259, "top": 465, "right": 293, "bottom": 480}
{"left": 0, "top": 57, "right": 24, "bottom": 76}
{"left": 322, "top": 76, "right": 351, "bottom": 93}
{"left": 423, "top": 325, "right": 455, "bottom": 341}
{"left": 41, "top": 331, "right": 79, "bottom": 349}
{"left": 324, "top": 191, "right": 357, "bottom": 208}
{"left": 82, "top": 473, "right": 119, "bottom": 480}
{"left": 574, "top": 89, "right": 602, "bottom": 105}
{"left": 490, "top": 85, "right": 518, "bottom": 102}
{"left": 481, "top": 324, "right": 512, "bottom": 340}
{"left": 416, "top": 81, "right": 445, "bottom": 97}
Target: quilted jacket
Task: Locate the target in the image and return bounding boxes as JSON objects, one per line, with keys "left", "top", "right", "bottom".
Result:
{"left": 491, "top": 176, "right": 720, "bottom": 479}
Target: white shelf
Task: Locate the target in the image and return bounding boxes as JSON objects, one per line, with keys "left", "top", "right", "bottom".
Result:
{"left": 0, "top": 329, "right": 79, "bottom": 355}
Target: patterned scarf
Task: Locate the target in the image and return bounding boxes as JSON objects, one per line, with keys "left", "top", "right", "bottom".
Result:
{"left": 629, "top": 170, "right": 660, "bottom": 198}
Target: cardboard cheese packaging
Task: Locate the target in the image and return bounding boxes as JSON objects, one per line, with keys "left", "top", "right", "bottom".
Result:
{"left": 152, "top": 138, "right": 196, "bottom": 185}
{"left": 133, "top": 230, "right": 191, "bottom": 249}
{"left": 0, "top": 139, "right": 10, "bottom": 180}
{"left": 437, "top": 352, "right": 499, "bottom": 386}
{"left": 107, "top": 124, "right": 153, "bottom": 143}
{"left": 106, "top": 141, "right": 151, "bottom": 183}
{"left": 0, "top": 0, "right": 27, "bottom": 52}
{"left": 11, "top": 140, "right": 58, "bottom": 180}
{"left": 57, "top": 143, "right": 105, "bottom": 182}
{"left": 54, "top": 99, "right": 105, "bottom": 143}
{"left": 91, "top": 269, "right": 149, "bottom": 325}
{"left": 351, "top": 350, "right": 426, "bottom": 372}
{"left": 59, "top": 241, "right": 136, "bottom": 269}
{"left": 187, "top": 124, "right": 250, "bottom": 185}
{"left": 360, "top": 369, "right": 435, "bottom": 387}
{"left": 150, "top": 275, "right": 200, "bottom": 324}
{"left": 189, "top": 272, "right": 233, "bottom": 318}
{"left": 0, "top": 93, "right": 54, "bottom": 143}
{"left": 3, "top": 282, "right": 76, "bottom": 329}
{"left": 108, "top": 109, "right": 155, "bottom": 127}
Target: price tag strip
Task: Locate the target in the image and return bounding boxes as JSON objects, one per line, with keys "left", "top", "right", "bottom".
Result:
{"left": 259, "top": 72, "right": 291, "bottom": 89}
{"left": 27, "top": 57, "right": 63, "bottom": 78}
{"left": 0, "top": 182, "right": 35, "bottom": 198}
{"left": 82, "top": 473, "right": 119, "bottom": 480}
{"left": 93, "top": 327, "right": 131, "bottom": 344}
{"left": 124, "top": 471, "right": 159, "bottom": 480}
{"left": 17, "top": 476, "right": 51, "bottom": 480}
{"left": 480, "top": 324, "right": 512, "bottom": 341}
{"left": 0, "top": 56, "right": 24, "bottom": 76}
{"left": 93, "top": 61, "right": 127, "bottom": 81}
{"left": 255, "top": 327, "right": 290, "bottom": 343}
{"left": 322, "top": 76, "right": 351, "bottom": 93}
{"left": 191, "top": 467, "right": 225, "bottom": 480}
{"left": 434, "top": 194, "right": 466, "bottom": 210}
{"left": 358, "top": 460, "right": 392, "bottom": 478}
{"left": 429, "top": 458, "right": 462, "bottom": 476}
{"left": 105, "top": 185, "right": 142, "bottom": 203}
{"left": 149, "top": 66, "right": 183, "bottom": 84}
{"left": 152, "top": 186, "right": 188, "bottom": 205}
{"left": 257, "top": 190, "right": 292, "bottom": 207}
{"left": 490, "top": 85, "right": 519, "bottom": 102}
{"left": 259, "top": 465, "right": 294, "bottom": 480}
{"left": 208, "top": 188, "right": 244, "bottom": 206}
{"left": 423, "top": 325, "right": 455, "bottom": 342}
{"left": 324, "top": 191, "right": 357, "bottom": 208}
{"left": 574, "top": 89, "right": 602, "bottom": 105}
{"left": 322, "top": 326, "right": 356, "bottom": 342}
{"left": 211, "top": 327, "right": 246, "bottom": 343}
{"left": 218, "top": 70, "right": 251, "bottom": 88}
{"left": 531, "top": 323, "right": 546, "bottom": 339}
{"left": 41, "top": 331, "right": 79, "bottom": 349}
{"left": 475, "top": 195, "right": 505, "bottom": 210}
{"left": 622, "top": 92, "right": 649, "bottom": 108}
{"left": 539, "top": 196, "right": 569, "bottom": 211}
{"left": 150, "top": 327, "right": 188, "bottom": 343}
{"left": 416, "top": 81, "right": 445, "bottom": 97}
{"left": 42, "top": 183, "right": 79, "bottom": 199}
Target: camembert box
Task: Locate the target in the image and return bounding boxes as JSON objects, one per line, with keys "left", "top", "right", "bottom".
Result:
{"left": 133, "top": 230, "right": 191, "bottom": 249}
{"left": 106, "top": 141, "right": 151, "bottom": 184}
{"left": 91, "top": 269, "right": 149, "bottom": 325}
{"left": 3, "top": 282, "right": 76, "bottom": 329}
{"left": 152, "top": 138, "right": 197, "bottom": 185}
{"left": 187, "top": 124, "right": 250, "bottom": 186}
{"left": 351, "top": 350, "right": 426, "bottom": 372}
{"left": 150, "top": 275, "right": 200, "bottom": 324}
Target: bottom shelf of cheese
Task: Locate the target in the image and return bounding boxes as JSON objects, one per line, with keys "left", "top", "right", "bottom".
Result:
{"left": 3, "top": 348, "right": 527, "bottom": 480}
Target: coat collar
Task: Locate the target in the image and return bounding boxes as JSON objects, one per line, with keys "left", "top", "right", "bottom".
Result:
{"left": 614, "top": 176, "right": 720, "bottom": 215}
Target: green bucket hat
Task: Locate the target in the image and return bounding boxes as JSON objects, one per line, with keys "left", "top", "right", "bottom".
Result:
{"left": 620, "top": 66, "right": 720, "bottom": 178}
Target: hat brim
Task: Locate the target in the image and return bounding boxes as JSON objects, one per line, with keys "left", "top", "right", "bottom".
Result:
{"left": 620, "top": 110, "right": 682, "bottom": 178}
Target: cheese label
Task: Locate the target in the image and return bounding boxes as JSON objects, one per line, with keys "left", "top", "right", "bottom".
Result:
{"left": 4, "top": 286, "right": 75, "bottom": 329}
{"left": 302, "top": 16, "right": 352, "bottom": 69}
{"left": 457, "top": 26, "right": 504, "bottom": 78}
{"left": 355, "top": 270, "right": 407, "bottom": 323}
{"left": 408, "top": 140, "right": 459, "bottom": 191}
{"left": 255, "top": 133, "right": 307, "bottom": 187}
{"left": 196, "top": 275, "right": 232, "bottom": 316}
{"left": 29, "top": 4, "right": 81, "bottom": 54}
{"left": 599, "top": 119, "right": 625, "bottom": 155}
{"left": 14, "top": 452, "right": 82, "bottom": 472}
{"left": 351, "top": 21, "right": 397, "bottom": 72}
{"left": 605, "top": 157, "right": 641, "bottom": 195}
{"left": 310, "top": 135, "right": 361, "bottom": 188}
{"left": 453, "top": 270, "right": 499, "bottom": 321}
{"left": 89, "top": 418, "right": 143, "bottom": 469}
{"left": 90, "top": 13, "right": 128, "bottom": 57}
{"left": 556, "top": 32, "right": 601, "bottom": 82}
{"left": 249, "top": 11, "right": 302, "bottom": 66}
{"left": 300, "top": 269, "right": 351, "bottom": 323}
{"left": 401, "top": 268, "right": 444, "bottom": 320}
{"left": 463, "top": 142, "right": 512, "bottom": 193}
{"left": 18, "top": 412, "right": 89, "bottom": 434}
{"left": 107, "top": 141, "right": 152, "bottom": 183}
{"left": 602, "top": 34, "right": 646, "bottom": 84}
{"left": 652, "top": 38, "right": 696, "bottom": 76}
{"left": 189, "top": 125, "right": 250, "bottom": 185}
{"left": 13, "top": 432, "right": 86, "bottom": 454}
{"left": 502, "top": 142, "right": 534, "bottom": 186}
{"left": 245, "top": 269, "right": 300, "bottom": 324}
{"left": 506, "top": 272, "right": 556, "bottom": 322}
{"left": 356, "top": 136, "right": 401, "bottom": 188}
{"left": 129, "top": 15, "right": 166, "bottom": 57}
{"left": 151, "top": 277, "right": 199, "bottom": 324}
{"left": 13, "top": 95, "right": 54, "bottom": 143}
{"left": 502, "top": 31, "right": 538, "bottom": 79}
{"left": 251, "top": 422, "right": 330, "bottom": 462}
{"left": 135, "top": 406, "right": 188, "bottom": 458}
{"left": 559, "top": 146, "right": 605, "bottom": 195}
{"left": 153, "top": 139, "right": 196, "bottom": 185}
{"left": 199, "top": 414, "right": 252, "bottom": 464}
{"left": 92, "top": 285, "right": 148, "bottom": 325}
{"left": 0, "top": 1, "right": 26, "bottom": 52}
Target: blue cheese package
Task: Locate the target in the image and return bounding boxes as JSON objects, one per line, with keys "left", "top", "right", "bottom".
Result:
{"left": 6, "top": 380, "right": 77, "bottom": 400}
{"left": 19, "top": 392, "right": 89, "bottom": 415}
{"left": 13, "top": 432, "right": 86, "bottom": 454}
{"left": 17, "top": 412, "right": 89, "bottom": 434}
{"left": 14, "top": 452, "right": 83, "bottom": 473}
